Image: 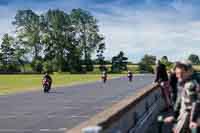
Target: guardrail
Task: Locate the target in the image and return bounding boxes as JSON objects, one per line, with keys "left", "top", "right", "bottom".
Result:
{"left": 67, "top": 84, "right": 165, "bottom": 133}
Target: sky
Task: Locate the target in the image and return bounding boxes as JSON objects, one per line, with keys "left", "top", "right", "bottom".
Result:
{"left": 0, "top": 0, "right": 200, "bottom": 62}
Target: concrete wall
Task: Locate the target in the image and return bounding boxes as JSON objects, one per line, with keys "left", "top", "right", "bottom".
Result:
{"left": 67, "top": 84, "right": 164, "bottom": 133}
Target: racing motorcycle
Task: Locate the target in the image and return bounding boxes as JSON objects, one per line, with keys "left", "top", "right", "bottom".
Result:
{"left": 42, "top": 78, "right": 51, "bottom": 93}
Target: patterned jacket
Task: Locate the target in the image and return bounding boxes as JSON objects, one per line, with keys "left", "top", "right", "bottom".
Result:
{"left": 174, "top": 78, "right": 200, "bottom": 122}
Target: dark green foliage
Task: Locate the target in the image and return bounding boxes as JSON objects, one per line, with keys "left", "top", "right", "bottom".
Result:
{"left": 188, "top": 54, "right": 200, "bottom": 65}
{"left": 43, "top": 61, "right": 53, "bottom": 73}
{"left": 31, "top": 58, "right": 43, "bottom": 73}
{"left": 70, "top": 8, "right": 104, "bottom": 71}
{"left": 97, "top": 43, "right": 106, "bottom": 71}
{"left": 138, "top": 54, "right": 155, "bottom": 73}
{"left": 0, "top": 34, "right": 20, "bottom": 72}
{"left": 111, "top": 51, "right": 128, "bottom": 73}
{"left": 141, "top": 54, "right": 156, "bottom": 65}
{"left": 138, "top": 62, "right": 154, "bottom": 73}
{"left": 41, "top": 9, "right": 71, "bottom": 72}
{"left": 0, "top": 8, "right": 106, "bottom": 73}
{"left": 13, "top": 10, "right": 41, "bottom": 60}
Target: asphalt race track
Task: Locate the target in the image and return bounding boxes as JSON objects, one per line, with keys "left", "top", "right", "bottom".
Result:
{"left": 0, "top": 74, "right": 154, "bottom": 133}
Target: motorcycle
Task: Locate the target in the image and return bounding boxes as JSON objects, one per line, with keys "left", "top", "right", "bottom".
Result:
{"left": 101, "top": 71, "right": 107, "bottom": 83}
{"left": 42, "top": 78, "right": 51, "bottom": 93}
{"left": 128, "top": 73, "right": 133, "bottom": 82}
{"left": 102, "top": 76, "right": 107, "bottom": 83}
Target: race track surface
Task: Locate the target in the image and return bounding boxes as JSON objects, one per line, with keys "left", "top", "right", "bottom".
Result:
{"left": 0, "top": 74, "right": 154, "bottom": 133}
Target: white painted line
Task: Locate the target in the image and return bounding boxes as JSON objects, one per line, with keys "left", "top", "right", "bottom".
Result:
{"left": 0, "top": 129, "right": 32, "bottom": 132}
{"left": 0, "top": 115, "right": 17, "bottom": 119}
{"left": 47, "top": 115, "right": 56, "bottom": 118}
{"left": 71, "top": 115, "right": 89, "bottom": 118}
{"left": 63, "top": 106, "right": 80, "bottom": 109}
{"left": 40, "top": 129, "right": 50, "bottom": 132}
{"left": 40, "top": 128, "right": 67, "bottom": 132}
{"left": 58, "top": 128, "right": 67, "bottom": 131}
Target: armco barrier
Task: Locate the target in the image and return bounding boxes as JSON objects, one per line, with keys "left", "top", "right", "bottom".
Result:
{"left": 67, "top": 84, "right": 164, "bottom": 133}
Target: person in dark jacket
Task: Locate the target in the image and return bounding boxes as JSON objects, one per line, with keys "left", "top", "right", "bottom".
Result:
{"left": 192, "top": 71, "right": 200, "bottom": 85}
{"left": 154, "top": 60, "right": 171, "bottom": 109}
{"left": 154, "top": 60, "right": 169, "bottom": 83}
{"left": 169, "top": 68, "right": 178, "bottom": 105}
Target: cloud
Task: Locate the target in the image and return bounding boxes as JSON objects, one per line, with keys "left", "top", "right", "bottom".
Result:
{"left": 92, "top": 0, "right": 200, "bottom": 62}
{"left": 1, "top": 0, "right": 200, "bottom": 62}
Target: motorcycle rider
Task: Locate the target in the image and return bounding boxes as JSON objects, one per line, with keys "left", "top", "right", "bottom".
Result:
{"left": 43, "top": 72, "right": 52, "bottom": 91}
{"left": 102, "top": 70, "right": 107, "bottom": 83}
{"left": 128, "top": 70, "right": 133, "bottom": 82}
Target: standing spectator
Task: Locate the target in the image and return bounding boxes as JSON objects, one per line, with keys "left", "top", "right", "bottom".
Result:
{"left": 154, "top": 60, "right": 171, "bottom": 109}
{"left": 154, "top": 60, "right": 169, "bottom": 83}
{"left": 192, "top": 70, "right": 200, "bottom": 85}
{"left": 169, "top": 68, "right": 178, "bottom": 105}
{"left": 164, "top": 62, "right": 200, "bottom": 132}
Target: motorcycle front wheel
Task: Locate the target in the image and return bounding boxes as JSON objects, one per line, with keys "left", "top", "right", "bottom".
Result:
{"left": 43, "top": 86, "right": 49, "bottom": 93}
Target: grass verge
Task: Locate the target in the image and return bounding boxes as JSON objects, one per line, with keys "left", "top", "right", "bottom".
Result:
{"left": 0, "top": 74, "right": 122, "bottom": 95}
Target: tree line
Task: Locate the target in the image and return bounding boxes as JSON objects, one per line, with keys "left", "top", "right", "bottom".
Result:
{"left": 0, "top": 8, "right": 105, "bottom": 73}
{"left": 138, "top": 54, "right": 200, "bottom": 73}
{"left": 0, "top": 8, "right": 200, "bottom": 74}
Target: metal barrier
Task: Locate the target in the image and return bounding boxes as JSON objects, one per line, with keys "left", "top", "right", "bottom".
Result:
{"left": 67, "top": 84, "right": 165, "bottom": 133}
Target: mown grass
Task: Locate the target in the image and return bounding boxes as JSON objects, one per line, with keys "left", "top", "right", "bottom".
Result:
{"left": 2, "top": 64, "right": 199, "bottom": 95}
{"left": 0, "top": 74, "right": 123, "bottom": 95}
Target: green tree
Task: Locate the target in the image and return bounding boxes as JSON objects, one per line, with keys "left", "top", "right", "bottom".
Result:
{"left": 141, "top": 54, "right": 156, "bottom": 65}
{"left": 41, "top": 9, "right": 72, "bottom": 72}
{"left": 14, "top": 38, "right": 29, "bottom": 72}
{"left": 67, "top": 43, "right": 83, "bottom": 73}
{"left": 9, "top": 8, "right": 105, "bottom": 73}
{"left": 111, "top": 51, "right": 128, "bottom": 72}
{"left": 43, "top": 61, "right": 53, "bottom": 73}
{"left": 188, "top": 54, "right": 200, "bottom": 65}
{"left": 70, "top": 8, "right": 104, "bottom": 71}
{"left": 13, "top": 10, "right": 42, "bottom": 60}
{"left": 138, "top": 54, "right": 156, "bottom": 73}
{"left": 138, "top": 62, "right": 154, "bottom": 73}
{"left": 31, "top": 57, "right": 43, "bottom": 73}
{"left": 0, "top": 53, "right": 3, "bottom": 71}
{"left": 97, "top": 42, "right": 106, "bottom": 71}
{"left": 0, "top": 34, "right": 19, "bottom": 72}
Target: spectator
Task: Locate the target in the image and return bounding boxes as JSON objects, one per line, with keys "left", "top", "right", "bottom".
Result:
{"left": 154, "top": 60, "right": 169, "bottom": 83}
{"left": 164, "top": 62, "right": 200, "bottom": 133}
{"left": 154, "top": 60, "right": 171, "bottom": 109}
{"left": 169, "top": 67, "right": 178, "bottom": 105}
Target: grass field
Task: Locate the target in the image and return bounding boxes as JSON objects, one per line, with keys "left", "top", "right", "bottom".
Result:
{"left": 1, "top": 64, "right": 199, "bottom": 95}
{"left": 0, "top": 74, "right": 123, "bottom": 95}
